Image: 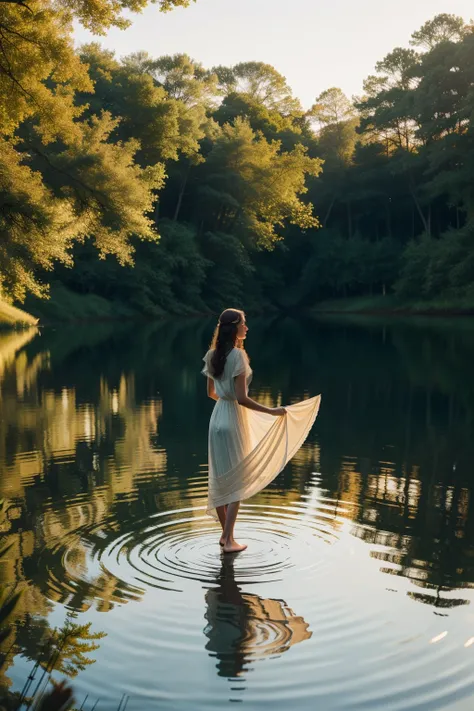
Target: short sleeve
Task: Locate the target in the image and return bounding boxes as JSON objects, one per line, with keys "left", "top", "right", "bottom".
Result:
{"left": 231, "top": 348, "right": 248, "bottom": 378}
{"left": 202, "top": 350, "right": 212, "bottom": 377}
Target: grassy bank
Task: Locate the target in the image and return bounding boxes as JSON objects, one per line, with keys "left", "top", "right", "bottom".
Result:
{"left": 0, "top": 299, "right": 38, "bottom": 328}
{"left": 312, "top": 295, "right": 474, "bottom": 316}
{"left": 24, "top": 283, "right": 142, "bottom": 323}
{"left": 24, "top": 283, "right": 215, "bottom": 323}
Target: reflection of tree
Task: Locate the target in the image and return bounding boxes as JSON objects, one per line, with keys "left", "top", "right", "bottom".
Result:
{"left": 0, "top": 328, "right": 38, "bottom": 385}
{"left": 0, "top": 325, "right": 173, "bottom": 693}
{"left": 38, "top": 620, "right": 105, "bottom": 679}
{"left": 0, "top": 318, "right": 219, "bottom": 692}
{"left": 0, "top": 509, "right": 104, "bottom": 706}
{"left": 288, "top": 315, "right": 474, "bottom": 610}
{"left": 204, "top": 556, "right": 311, "bottom": 680}
{"left": 8, "top": 618, "right": 105, "bottom": 710}
{"left": 350, "top": 468, "right": 474, "bottom": 609}
{"left": 0, "top": 527, "right": 52, "bottom": 692}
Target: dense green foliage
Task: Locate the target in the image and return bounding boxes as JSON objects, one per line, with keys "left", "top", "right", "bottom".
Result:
{"left": 1, "top": 5, "right": 474, "bottom": 315}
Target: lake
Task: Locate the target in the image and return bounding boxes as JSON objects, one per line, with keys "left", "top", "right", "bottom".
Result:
{"left": 2, "top": 315, "right": 474, "bottom": 710}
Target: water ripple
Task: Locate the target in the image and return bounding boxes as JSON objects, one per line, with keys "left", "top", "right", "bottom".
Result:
{"left": 42, "top": 501, "right": 338, "bottom": 602}
{"left": 34, "top": 487, "right": 474, "bottom": 710}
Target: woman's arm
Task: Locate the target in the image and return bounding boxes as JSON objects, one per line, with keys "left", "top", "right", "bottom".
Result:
{"left": 207, "top": 377, "right": 219, "bottom": 401}
{"left": 234, "top": 373, "right": 286, "bottom": 415}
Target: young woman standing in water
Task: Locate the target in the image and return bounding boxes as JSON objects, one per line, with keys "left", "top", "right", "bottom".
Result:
{"left": 202, "top": 309, "right": 321, "bottom": 554}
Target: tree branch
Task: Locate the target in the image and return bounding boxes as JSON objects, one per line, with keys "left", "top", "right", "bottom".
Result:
{"left": 0, "top": 21, "right": 45, "bottom": 49}
{"left": 0, "top": 0, "right": 34, "bottom": 13}
{"left": 0, "top": 31, "right": 39, "bottom": 105}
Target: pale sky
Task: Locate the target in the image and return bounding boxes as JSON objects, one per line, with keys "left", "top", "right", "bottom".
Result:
{"left": 74, "top": 0, "right": 473, "bottom": 109}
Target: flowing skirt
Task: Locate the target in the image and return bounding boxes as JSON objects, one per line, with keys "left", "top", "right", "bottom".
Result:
{"left": 206, "top": 395, "right": 321, "bottom": 518}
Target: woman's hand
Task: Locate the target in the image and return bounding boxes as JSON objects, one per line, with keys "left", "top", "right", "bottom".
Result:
{"left": 272, "top": 407, "right": 287, "bottom": 416}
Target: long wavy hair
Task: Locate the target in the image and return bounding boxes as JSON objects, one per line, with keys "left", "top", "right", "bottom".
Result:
{"left": 209, "top": 308, "right": 246, "bottom": 378}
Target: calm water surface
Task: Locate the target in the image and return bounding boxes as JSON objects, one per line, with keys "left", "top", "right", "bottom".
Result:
{"left": 1, "top": 316, "right": 474, "bottom": 710}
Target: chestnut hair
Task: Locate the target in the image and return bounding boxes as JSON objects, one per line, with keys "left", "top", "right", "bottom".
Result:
{"left": 209, "top": 308, "right": 245, "bottom": 378}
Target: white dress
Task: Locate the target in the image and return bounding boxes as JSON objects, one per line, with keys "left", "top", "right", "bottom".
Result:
{"left": 202, "top": 347, "right": 321, "bottom": 519}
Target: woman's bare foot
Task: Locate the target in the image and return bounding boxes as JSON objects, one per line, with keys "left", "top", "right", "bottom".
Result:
{"left": 222, "top": 539, "right": 247, "bottom": 554}
{"left": 219, "top": 537, "right": 225, "bottom": 547}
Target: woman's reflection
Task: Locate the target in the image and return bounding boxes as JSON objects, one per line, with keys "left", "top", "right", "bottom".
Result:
{"left": 204, "top": 555, "right": 312, "bottom": 679}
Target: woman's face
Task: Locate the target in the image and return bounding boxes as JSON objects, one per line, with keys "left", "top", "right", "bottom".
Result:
{"left": 237, "top": 314, "right": 248, "bottom": 340}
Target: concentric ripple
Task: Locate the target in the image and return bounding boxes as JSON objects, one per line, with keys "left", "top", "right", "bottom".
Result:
{"left": 41, "top": 497, "right": 342, "bottom": 605}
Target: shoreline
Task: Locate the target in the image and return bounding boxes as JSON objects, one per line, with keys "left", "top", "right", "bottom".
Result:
{"left": 0, "top": 300, "right": 39, "bottom": 330}
{"left": 313, "top": 307, "right": 474, "bottom": 317}
{"left": 4, "top": 293, "right": 474, "bottom": 330}
{"left": 310, "top": 296, "right": 474, "bottom": 318}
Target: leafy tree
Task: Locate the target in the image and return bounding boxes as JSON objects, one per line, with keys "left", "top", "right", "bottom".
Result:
{"left": 143, "top": 53, "right": 220, "bottom": 219}
{"left": 146, "top": 53, "right": 218, "bottom": 108}
{"left": 30, "top": 0, "right": 196, "bottom": 34}
{"left": 195, "top": 117, "right": 322, "bottom": 249}
{"left": 79, "top": 44, "right": 204, "bottom": 164}
{"left": 356, "top": 48, "right": 420, "bottom": 152}
{"left": 0, "top": 0, "right": 199, "bottom": 301}
{"left": 214, "top": 92, "right": 312, "bottom": 151}
{"left": 213, "top": 62, "right": 302, "bottom": 115}
{"left": 410, "top": 13, "right": 467, "bottom": 50}
{"left": 308, "top": 88, "right": 358, "bottom": 230}
{"left": 310, "top": 88, "right": 356, "bottom": 130}
{"left": 1, "top": 112, "right": 163, "bottom": 300}
{"left": 414, "top": 32, "right": 474, "bottom": 221}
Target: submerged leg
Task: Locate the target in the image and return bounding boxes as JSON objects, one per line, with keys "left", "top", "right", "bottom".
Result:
{"left": 222, "top": 501, "right": 247, "bottom": 554}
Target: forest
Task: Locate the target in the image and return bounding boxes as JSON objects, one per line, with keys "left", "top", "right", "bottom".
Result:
{"left": 1, "top": 1, "right": 474, "bottom": 318}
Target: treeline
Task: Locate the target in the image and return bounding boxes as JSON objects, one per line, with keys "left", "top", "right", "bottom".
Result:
{"left": 299, "top": 14, "right": 474, "bottom": 308}
{"left": 1, "top": 2, "right": 473, "bottom": 315}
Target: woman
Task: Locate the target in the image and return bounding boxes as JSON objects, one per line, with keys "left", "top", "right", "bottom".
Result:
{"left": 203, "top": 309, "right": 321, "bottom": 554}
